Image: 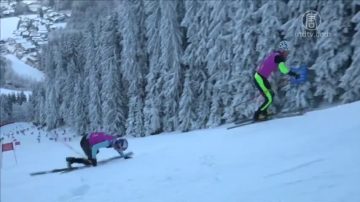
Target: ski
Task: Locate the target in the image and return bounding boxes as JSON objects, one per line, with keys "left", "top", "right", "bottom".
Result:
{"left": 227, "top": 111, "right": 304, "bottom": 130}
{"left": 30, "top": 152, "right": 133, "bottom": 176}
{"left": 29, "top": 168, "right": 73, "bottom": 176}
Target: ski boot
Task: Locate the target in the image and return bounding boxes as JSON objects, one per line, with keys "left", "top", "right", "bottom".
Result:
{"left": 253, "top": 110, "right": 268, "bottom": 122}
{"left": 66, "top": 157, "right": 76, "bottom": 168}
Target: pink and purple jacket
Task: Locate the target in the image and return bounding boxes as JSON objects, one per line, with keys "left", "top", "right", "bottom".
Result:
{"left": 257, "top": 51, "right": 289, "bottom": 78}
{"left": 88, "top": 132, "right": 115, "bottom": 146}
{"left": 87, "top": 132, "right": 115, "bottom": 159}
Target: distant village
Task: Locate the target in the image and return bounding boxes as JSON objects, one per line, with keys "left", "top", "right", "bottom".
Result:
{"left": 1, "top": 0, "right": 70, "bottom": 68}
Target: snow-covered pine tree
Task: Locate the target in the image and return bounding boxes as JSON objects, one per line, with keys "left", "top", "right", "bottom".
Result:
{"left": 53, "top": 48, "right": 67, "bottom": 126}
{"left": 159, "top": 0, "right": 183, "bottom": 131}
{"left": 228, "top": 0, "right": 261, "bottom": 121}
{"left": 179, "top": 0, "right": 198, "bottom": 131}
{"left": 29, "top": 83, "right": 41, "bottom": 124}
{"left": 48, "top": 29, "right": 89, "bottom": 133}
{"left": 72, "top": 31, "right": 88, "bottom": 134}
{"left": 42, "top": 45, "right": 59, "bottom": 130}
{"left": 311, "top": 0, "right": 353, "bottom": 104}
{"left": 38, "top": 47, "right": 47, "bottom": 125}
{"left": 73, "top": 74, "right": 87, "bottom": 135}
{"left": 194, "top": 1, "right": 212, "bottom": 129}
{"left": 255, "top": 1, "right": 287, "bottom": 61}
{"left": 68, "top": 31, "right": 87, "bottom": 129}
{"left": 206, "top": 0, "right": 234, "bottom": 126}
{"left": 85, "top": 22, "right": 103, "bottom": 131}
{"left": 100, "top": 12, "right": 127, "bottom": 136}
{"left": 0, "top": 96, "right": 10, "bottom": 123}
{"left": 37, "top": 81, "right": 46, "bottom": 126}
{"left": 340, "top": 8, "right": 360, "bottom": 103}
{"left": 79, "top": 26, "right": 92, "bottom": 134}
{"left": 17, "top": 92, "right": 27, "bottom": 105}
{"left": 143, "top": 0, "right": 163, "bottom": 135}
{"left": 180, "top": 0, "right": 211, "bottom": 129}
{"left": 49, "top": 31, "right": 82, "bottom": 127}
{"left": 178, "top": 69, "right": 194, "bottom": 132}
{"left": 62, "top": 58, "right": 77, "bottom": 126}
{"left": 119, "top": 0, "right": 146, "bottom": 137}
{"left": 45, "top": 85, "right": 58, "bottom": 129}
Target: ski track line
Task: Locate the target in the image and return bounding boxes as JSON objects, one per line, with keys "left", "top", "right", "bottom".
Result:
{"left": 264, "top": 158, "right": 324, "bottom": 178}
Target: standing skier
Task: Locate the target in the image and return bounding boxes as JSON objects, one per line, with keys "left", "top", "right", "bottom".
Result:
{"left": 253, "top": 41, "right": 300, "bottom": 121}
{"left": 66, "top": 132, "right": 129, "bottom": 167}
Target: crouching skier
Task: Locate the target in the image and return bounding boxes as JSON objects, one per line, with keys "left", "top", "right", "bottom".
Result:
{"left": 66, "top": 132, "right": 129, "bottom": 168}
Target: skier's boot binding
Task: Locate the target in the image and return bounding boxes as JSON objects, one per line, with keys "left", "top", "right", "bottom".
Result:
{"left": 66, "top": 157, "right": 75, "bottom": 168}
{"left": 254, "top": 110, "right": 268, "bottom": 121}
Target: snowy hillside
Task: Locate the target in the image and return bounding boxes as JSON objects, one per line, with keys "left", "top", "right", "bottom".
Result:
{"left": 0, "top": 17, "right": 19, "bottom": 40}
{"left": 3, "top": 54, "right": 45, "bottom": 82}
{"left": 1, "top": 102, "right": 360, "bottom": 202}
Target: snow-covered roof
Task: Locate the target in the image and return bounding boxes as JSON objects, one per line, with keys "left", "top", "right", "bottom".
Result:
{"left": 5, "top": 44, "right": 16, "bottom": 53}
{"left": 20, "top": 17, "right": 30, "bottom": 22}
{"left": 31, "top": 36, "right": 42, "bottom": 41}
{"left": 41, "top": 6, "right": 49, "bottom": 11}
{"left": 28, "top": 4, "right": 41, "bottom": 12}
{"left": 29, "top": 52, "right": 38, "bottom": 57}
{"left": 37, "top": 41, "right": 47, "bottom": 45}
{"left": 22, "top": 0, "right": 36, "bottom": 5}
{"left": 52, "top": 16, "right": 65, "bottom": 22}
{"left": 14, "top": 37, "right": 27, "bottom": 44}
{"left": 21, "top": 41, "right": 36, "bottom": 50}
{"left": 51, "top": 23, "right": 66, "bottom": 29}
{"left": 20, "top": 14, "right": 38, "bottom": 20}
{"left": 25, "top": 54, "right": 38, "bottom": 62}
{"left": 30, "top": 32, "right": 40, "bottom": 37}
{"left": 3, "top": 9, "right": 15, "bottom": 14}
{"left": 13, "top": 30, "right": 22, "bottom": 36}
{"left": 21, "top": 31, "right": 30, "bottom": 36}
{"left": 38, "top": 24, "right": 47, "bottom": 32}
{"left": 47, "top": 12, "right": 58, "bottom": 18}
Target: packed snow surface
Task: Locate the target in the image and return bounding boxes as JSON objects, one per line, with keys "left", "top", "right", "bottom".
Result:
{"left": 1, "top": 102, "right": 360, "bottom": 202}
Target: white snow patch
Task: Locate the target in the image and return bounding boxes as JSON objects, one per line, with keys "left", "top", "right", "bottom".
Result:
{"left": 51, "top": 22, "right": 67, "bottom": 29}
{"left": 0, "top": 17, "right": 19, "bottom": 40}
{"left": 0, "top": 88, "right": 32, "bottom": 98}
{"left": 19, "top": 14, "right": 38, "bottom": 19}
{"left": 3, "top": 54, "right": 45, "bottom": 82}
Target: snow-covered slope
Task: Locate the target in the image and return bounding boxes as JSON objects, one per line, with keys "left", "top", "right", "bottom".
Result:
{"left": 1, "top": 102, "right": 360, "bottom": 202}
{"left": 3, "top": 54, "right": 45, "bottom": 82}
{"left": 0, "top": 17, "right": 19, "bottom": 40}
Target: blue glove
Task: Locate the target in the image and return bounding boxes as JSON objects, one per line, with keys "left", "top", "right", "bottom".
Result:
{"left": 288, "top": 71, "right": 300, "bottom": 79}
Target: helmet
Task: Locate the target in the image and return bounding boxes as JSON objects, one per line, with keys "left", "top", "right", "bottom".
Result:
{"left": 113, "top": 138, "right": 128, "bottom": 151}
{"left": 278, "top": 40, "right": 289, "bottom": 51}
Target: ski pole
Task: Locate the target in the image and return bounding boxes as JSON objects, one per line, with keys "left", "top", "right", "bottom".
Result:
{"left": 50, "top": 131, "right": 84, "bottom": 157}
{"left": 60, "top": 140, "right": 83, "bottom": 156}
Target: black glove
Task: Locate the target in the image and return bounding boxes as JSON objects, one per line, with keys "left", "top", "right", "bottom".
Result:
{"left": 288, "top": 71, "right": 300, "bottom": 79}
{"left": 89, "top": 158, "right": 97, "bottom": 166}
